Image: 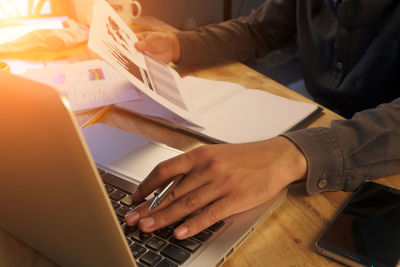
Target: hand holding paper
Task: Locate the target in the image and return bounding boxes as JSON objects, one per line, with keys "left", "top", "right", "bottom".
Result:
{"left": 135, "top": 32, "right": 182, "bottom": 64}
{"left": 88, "top": 0, "right": 320, "bottom": 143}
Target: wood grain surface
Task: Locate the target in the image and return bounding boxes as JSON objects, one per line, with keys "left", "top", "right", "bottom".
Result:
{"left": 0, "top": 16, "right": 398, "bottom": 267}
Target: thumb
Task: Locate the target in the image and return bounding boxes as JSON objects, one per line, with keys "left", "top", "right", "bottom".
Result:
{"left": 134, "top": 40, "right": 146, "bottom": 52}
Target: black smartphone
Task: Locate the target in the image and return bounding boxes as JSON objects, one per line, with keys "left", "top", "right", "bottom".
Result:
{"left": 316, "top": 181, "right": 400, "bottom": 267}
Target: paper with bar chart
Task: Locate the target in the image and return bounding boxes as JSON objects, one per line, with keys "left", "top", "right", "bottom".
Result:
{"left": 88, "top": 0, "right": 202, "bottom": 126}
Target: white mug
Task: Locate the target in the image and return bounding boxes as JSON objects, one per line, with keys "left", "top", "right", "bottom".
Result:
{"left": 72, "top": 0, "right": 96, "bottom": 25}
{"left": 73, "top": 0, "right": 142, "bottom": 26}
{"left": 108, "top": 0, "right": 142, "bottom": 24}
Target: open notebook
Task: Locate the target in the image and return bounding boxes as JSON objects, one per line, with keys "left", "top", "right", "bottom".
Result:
{"left": 88, "top": 0, "right": 321, "bottom": 143}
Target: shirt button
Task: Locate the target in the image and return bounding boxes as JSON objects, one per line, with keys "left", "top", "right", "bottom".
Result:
{"left": 336, "top": 61, "right": 344, "bottom": 70}
{"left": 340, "top": 28, "right": 348, "bottom": 36}
{"left": 318, "top": 179, "right": 328, "bottom": 188}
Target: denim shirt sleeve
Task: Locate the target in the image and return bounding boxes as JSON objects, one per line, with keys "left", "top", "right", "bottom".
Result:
{"left": 175, "top": 0, "right": 297, "bottom": 66}
{"left": 282, "top": 98, "right": 400, "bottom": 194}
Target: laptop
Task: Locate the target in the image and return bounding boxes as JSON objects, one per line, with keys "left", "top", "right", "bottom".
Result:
{"left": 0, "top": 72, "right": 287, "bottom": 267}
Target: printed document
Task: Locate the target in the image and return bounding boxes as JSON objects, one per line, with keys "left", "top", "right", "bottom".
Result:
{"left": 21, "top": 59, "right": 140, "bottom": 112}
{"left": 88, "top": 0, "right": 320, "bottom": 143}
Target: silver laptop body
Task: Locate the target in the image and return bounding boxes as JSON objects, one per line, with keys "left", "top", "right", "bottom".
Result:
{"left": 0, "top": 72, "right": 286, "bottom": 267}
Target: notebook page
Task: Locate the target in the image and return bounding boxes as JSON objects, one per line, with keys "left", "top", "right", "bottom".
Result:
{"left": 197, "top": 89, "right": 318, "bottom": 143}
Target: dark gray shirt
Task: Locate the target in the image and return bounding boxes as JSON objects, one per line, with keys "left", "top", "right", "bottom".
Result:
{"left": 175, "top": 0, "right": 400, "bottom": 194}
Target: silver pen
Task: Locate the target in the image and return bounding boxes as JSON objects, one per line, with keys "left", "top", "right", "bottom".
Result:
{"left": 148, "top": 174, "right": 185, "bottom": 211}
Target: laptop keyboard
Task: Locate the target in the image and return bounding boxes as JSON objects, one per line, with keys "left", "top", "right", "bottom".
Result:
{"left": 98, "top": 168, "right": 225, "bottom": 267}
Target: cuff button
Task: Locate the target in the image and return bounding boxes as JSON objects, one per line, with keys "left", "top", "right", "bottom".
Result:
{"left": 318, "top": 179, "right": 328, "bottom": 188}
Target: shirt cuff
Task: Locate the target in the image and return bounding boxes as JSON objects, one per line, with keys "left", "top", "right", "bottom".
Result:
{"left": 174, "top": 31, "right": 202, "bottom": 66}
{"left": 282, "top": 127, "right": 344, "bottom": 194}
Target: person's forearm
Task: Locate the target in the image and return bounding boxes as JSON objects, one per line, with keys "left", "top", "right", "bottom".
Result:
{"left": 175, "top": 0, "right": 297, "bottom": 66}
{"left": 284, "top": 98, "right": 400, "bottom": 194}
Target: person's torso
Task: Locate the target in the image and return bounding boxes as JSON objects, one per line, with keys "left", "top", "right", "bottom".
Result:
{"left": 297, "top": 0, "right": 400, "bottom": 118}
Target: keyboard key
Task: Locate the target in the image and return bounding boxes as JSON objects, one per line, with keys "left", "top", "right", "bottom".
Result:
{"left": 126, "top": 238, "right": 133, "bottom": 246}
{"left": 102, "top": 172, "right": 137, "bottom": 194}
{"left": 97, "top": 168, "right": 106, "bottom": 175}
{"left": 131, "top": 230, "right": 152, "bottom": 243}
{"left": 155, "top": 259, "right": 178, "bottom": 267}
{"left": 130, "top": 243, "right": 147, "bottom": 258}
{"left": 136, "top": 261, "right": 148, "bottom": 267}
{"left": 111, "top": 200, "right": 121, "bottom": 210}
{"left": 169, "top": 220, "right": 184, "bottom": 229}
{"left": 154, "top": 227, "right": 173, "bottom": 240}
{"left": 109, "top": 190, "right": 127, "bottom": 201}
{"left": 135, "top": 261, "right": 147, "bottom": 267}
{"left": 120, "top": 195, "right": 134, "bottom": 207}
{"left": 105, "top": 184, "right": 115, "bottom": 194}
{"left": 208, "top": 221, "right": 225, "bottom": 232}
{"left": 116, "top": 206, "right": 131, "bottom": 218}
{"left": 146, "top": 236, "right": 167, "bottom": 251}
{"left": 171, "top": 238, "right": 201, "bottom": 253}
{"left": 124, "top": 225, "right": 138, "bottom": 235}
{"left": 140, "top": 251, "right": 162, "bottom": 266}
{"left": 161, "top": 244, "right": 190, "bottom": 264}
{"left": 193, "top": 230, "right": 213, "bottom": 242}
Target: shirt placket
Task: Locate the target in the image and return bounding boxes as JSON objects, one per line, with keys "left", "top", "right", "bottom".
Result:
{"left": 330, "top": 0, "right": 353, "bottom": 89}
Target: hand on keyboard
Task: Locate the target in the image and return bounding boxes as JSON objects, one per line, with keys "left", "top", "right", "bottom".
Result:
{"left": 125, "top": 136, "right": 307, "bottom": 239}
{"left": 100, "top": 170, "right": 224, "bottom": 266}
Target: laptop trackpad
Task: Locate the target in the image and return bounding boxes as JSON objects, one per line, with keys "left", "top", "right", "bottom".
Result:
{"left": 82, "top": 123, "right": 181, "bottom": 182}
{"left": 108, "top": 142, "right": 181, "bottom": 181}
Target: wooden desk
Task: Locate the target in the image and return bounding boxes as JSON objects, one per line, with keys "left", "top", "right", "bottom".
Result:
{"left": 1, "top": 17, "right": 399, "bottom": 267}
